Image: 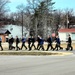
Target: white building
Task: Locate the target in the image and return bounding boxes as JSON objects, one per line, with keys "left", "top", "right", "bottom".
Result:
{"left": 2, "top": 24, "right": 29, "bottom": 38}
{"left": 58, "top": 28, "right": 75, "bottom": 41}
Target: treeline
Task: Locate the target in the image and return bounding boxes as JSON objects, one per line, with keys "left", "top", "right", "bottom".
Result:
{"left": 0, "top": 0, "right": 75, "bottom": 38}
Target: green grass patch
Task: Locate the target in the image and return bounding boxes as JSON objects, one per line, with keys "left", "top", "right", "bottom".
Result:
{"left": 0, "top": 51, "right": 63, "bottom": 56}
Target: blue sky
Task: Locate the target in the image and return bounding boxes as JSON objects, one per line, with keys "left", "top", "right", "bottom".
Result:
{"left": 9, "top": 0, "right": 75, "bottom": 12}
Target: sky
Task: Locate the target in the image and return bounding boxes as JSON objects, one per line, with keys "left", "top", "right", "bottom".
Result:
{"left": 8, "top": 0, "right": 75, "bottom": 12}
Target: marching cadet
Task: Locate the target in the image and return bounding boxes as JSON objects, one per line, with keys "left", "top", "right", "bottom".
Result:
{"left": 54, "top": 35, "right": 63, "bottom": 51}
{"left": 66, "top": 34, "right": 73, "bottom": 51}
{"left": 36, "top": 35, "right": 41, "bottom": 50}
{"left": 15, "top": 36, "right": 20, "bottom": 51}
{"left": 21, "top": 36, "right": 27, "bottom": 50}
{"left": 28, "top": 36, "right": 32, "bottom": 51}
{"left": 8, "top": 36, "right": 15, "bottom": 50}
{"left": 38, "top": 36, "right": 45, "bottom": 51}
{"left": 31, "top": 36, "right": 36, "bottom": 50}
{"left": 46, "top": 35, "right": 54, "bottom": 51}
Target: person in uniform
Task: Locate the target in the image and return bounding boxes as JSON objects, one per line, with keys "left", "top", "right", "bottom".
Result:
{"left": 46, "top": 35, "right": 54, "bottom": 51}
{"left": 38, "top": 36, "right": 44, "bottom": 51}
{"left": 54, "top": 35, "right": 63, "bottom": 51}
{"left": 36, "top": 35, "right": 41, "bottom": 50}
{"left": 66, "top": 35, "right": 73, "bottom": 51}
{"left": 31, "top": 36, "right": 36, "bottom": 50}
{"left": 15, "top": 36, "right": 20, "bottom": 51}
{"left": 21, "top": 36, "right": 27, "bottom": 50}
{"left": 28, "top": 36, "right": 32, "bottom": 51}
{"left": 8, "top": 36, "right": 15, "bottom": 50}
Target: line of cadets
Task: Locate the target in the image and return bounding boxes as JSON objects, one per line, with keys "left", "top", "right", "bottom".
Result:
{"left": 0, "top": 34, "right": 73, "bottom": 51}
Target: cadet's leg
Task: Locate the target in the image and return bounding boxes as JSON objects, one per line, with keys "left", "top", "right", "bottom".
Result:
{"left": 28, "top": 43, "right": 31, "bottom": 51}
{"left": 21, "top": 43, "right": 23, "bottom": 50}
{"left": 46, "top": 44, "right": 50, "bottom": 51}
{"left": 24, "top": 43, "right": 27, "bottom": 49}
{"left": 42, "top": 45, "right": 44, "bottom": 51}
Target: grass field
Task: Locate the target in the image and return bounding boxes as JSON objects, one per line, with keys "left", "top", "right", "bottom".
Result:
{"left": 0, "top": 50, "right": 73, "bottom": 56}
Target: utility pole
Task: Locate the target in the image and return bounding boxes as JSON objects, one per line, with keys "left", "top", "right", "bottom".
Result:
{"left": 22, "top": 11, "right": 23, "bottom": 37}
{"left": 67, "top": 12, "right": 69, "bottom": 28}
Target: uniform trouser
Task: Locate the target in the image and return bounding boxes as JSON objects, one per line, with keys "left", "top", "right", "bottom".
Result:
{"left": 16, "top": 43, "right": 20, "bottom": 50}
{"left": 31, "top": 43, "right": 36, "bottom": 50}
{"left": 46, "top": 43, "right": 54, "bottom": 50}
{"left": 9, "top": 43, "right": 15, "bottom": 50}
{"left": 54, "top": 43, "right": 62, "bottom": 50}
{"left": 67, "top": 43, "right": 73, "bottom": 50}
{"left": 9, "top": 43, "right": 12, "bottom": 50}
{"left": 38, "top": 44, "right": 44, "bottom": 50}
{"left": 21, "top": 43, "right": 27, "bottom": 50}
{"left": 28, "top": 43, "right": 31, "bottom": 50}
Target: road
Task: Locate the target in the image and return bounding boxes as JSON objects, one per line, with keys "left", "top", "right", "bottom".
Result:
{"left": 0, "top": 54, "right": 75, "bottom": 75}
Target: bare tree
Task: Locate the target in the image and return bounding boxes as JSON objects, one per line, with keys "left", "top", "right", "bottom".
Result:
{"left": 0, "top": 0, "right": 10, "bottom": 18}
{"left": 26, "top": 0, "right": 55, "bottom": 39}
{"left": 64, "top": 8, "right": 74, "bottom": 28}
{"left": 53, "top": 8, "right": 75, "bottom": 34}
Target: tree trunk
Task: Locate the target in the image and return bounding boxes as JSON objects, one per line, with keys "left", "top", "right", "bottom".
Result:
{"left": 35, "top": 17, "right": 38, "bottom": 39}
{"left": 43, "top": 16, "right": 47, "bottom": 39}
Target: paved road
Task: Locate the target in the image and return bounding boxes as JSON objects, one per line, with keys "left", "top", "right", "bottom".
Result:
{"left": 0, "top": 55, "right": 75, "bottom": 75}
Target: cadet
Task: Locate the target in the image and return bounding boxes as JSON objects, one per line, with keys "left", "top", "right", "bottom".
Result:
{"left": 38, "top": 36, "right": 44, "bottom": 51}
{"left": 28, "top": 36, "right": 32, "bottom": 51}
{"left": 46, "top": 35, "right": 54, "bottom": 51}
{"left": 15, "top": 36, "right": 20, "bottom": 51}
{"left": 8, "top": 36, "right": 15, "bottom": 50}
{"left": 31, "top": 36, "right": 36, "bottom": 50}
{"left": 21, "top": 36, "right": 27, "bottom": 50}
{"left": 36, "top": 35, "right": 41, "bottom": 50}
{"left": 54, "top": 35, "right": 63, "bottom": 51}
{"left": 66, "top": 35, "right": 73, "bottom": 51}
{"left": 11, "top": 36, "right": 15, "bottom": 50}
